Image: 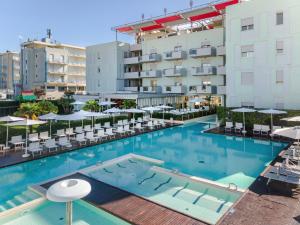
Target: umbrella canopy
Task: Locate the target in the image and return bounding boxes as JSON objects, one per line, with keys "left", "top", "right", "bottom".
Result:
{"left": 70, "top": 101, "right": 85, "bottom": 105}
{"left": 55, "top": 113, "right": 86, "bottom": 121}
{"left": 99, "top": 101, "right": 116, "bottom": 106}
{"left": 9, "top": 119, "right": 47, "bottom": 158}
{"left": 272, "top": 126, "right": 300, "bottom": 143}
{"left": 281, "top": 116, "right": 300, "bottom": 122}
{"left": 0, "top": 116, "right": 25, "bottom": 146}
{"left": 103, "top": 107, "right": 124, "bottom": 114}
{"left": 39, "top": 113, "right": 58, "bottom": 137}
{"left": 123, "top": 108, "right": 146, "bottom": 113}
{"left": 142, "top": 106, "right": 161, "bottom": 113}
{"left": 156, "top": 105, "right": 173, "bottom": 109}
{"left": 231, "top": 108, "right": 256, "bottom": 135}
{"left": 258, "top": 109, "right": 287, "bottom": 132}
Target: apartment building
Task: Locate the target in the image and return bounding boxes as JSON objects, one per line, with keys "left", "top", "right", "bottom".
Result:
{"left": 0, "top": 51, "right": 21, "bottom": 99}
{"left": 226, "top": 0, "right": 300, "bottom": 109}
{"left": 21, "top": 32, "right": 86, "bottom": 100}
{"left": 87, "top": 1, "right": 234, "bottom": 107}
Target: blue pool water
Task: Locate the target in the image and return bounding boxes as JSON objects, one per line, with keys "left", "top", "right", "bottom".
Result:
{"left": 0, "top": 123, "right": 286, "bottom": 208}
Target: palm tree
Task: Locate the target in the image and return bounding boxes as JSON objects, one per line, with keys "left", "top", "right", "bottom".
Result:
{"left": 83, "top": 100, "right": 100, "bottom": 112}
{"left": 122, "top": 99, "right": 136, "bottom": 109}
{"left": 37, "top": 100, "right": 58, "bottom": 115}
{"left": 56, "top": 98, "right": 74, "bottom": 114}
{"left": 14, "top": 102, "right": 39, "bottom": 119}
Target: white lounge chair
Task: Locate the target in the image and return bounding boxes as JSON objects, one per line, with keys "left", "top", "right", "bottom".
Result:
{"left": 124, "top": 124, "right": 135, "bottom": 134}
{"left": 28, "top": 142, "right": 43, "bottom": 157}
{"left": 84, "top": 125, "right": 92, "bottom": 132}
{"left": 76, "top": 133, "right": 87, "bottom": 146}
{"left": 265, "top": 166, "right": 300, "bottom": 185}
{"left": 135, "top": 123, "right": 144, "bottom": 132}
{"left": 44, "top": 139, "right": 58, "bottom": 152}
{"left": 103, "top": 122, "right": 111, "bottom": 129}
{"left": 170, "top": 117, "right": 174, "bottom": 125}
{"left": 130, "top": 118, "right": 135, "bottom": 125}
{"left": 115, "top": 126, "right": 126, "bottom": 137}
{"left": 75, "top": 126, "right": 83, "bottom": 134}
{"left": 9, "top": 135, "right": 24, "bottom": 151}
{"left": 261, "top": 125, "right": 270, "bottom": 136}
{"left": 105, "top": 128, "right": 115, "bottom": 139}
{"left": 55, "top": 129, "right": 66, "bottom": 138}
{"left": 234, "top": 123, "right": 243, "bottom": 134}
{"left": 39, "top": 131, "right": 50, "bottom": 142}
{"left": 86, "top": 132, "right": 99, "bottom": 143}
{"left": 94, "top": 123, "right": 102, "bottom": 131}
{"left": 122, "top": 119, "right": 129, "bottom": 125}
{"left": 159, "top": 119, "right": 166, "bottom": 127}
{"left": 225, "top": 122, "right": 233, "bottom": 133}
{"left": 65, "top": 128, "right": 75, "bottom": 138}
{"left": 253, "top": 124, "right": 262, "bottom": 136}
{"left": 137, "top": 117, "right": 143, "bottom": 123}
{"left": 58, "top": 137, "right": 72, "bottom": 149}
{"left": 95, "top": 129, "right": 108, "bottom": 141}
{"left": 0, "top": 144, "right": 10, "bottom": 156}
{"left": 28, "top": 133, "right": 39, "bottom": 142}
{"left": 153, "top": 120, "right": 160, "bottom": 128}
{"left": 146, "top": 121, "right": 154, "bottom": 130}
{"left": 117, "top": 120, "right": 123, "bottom": 126}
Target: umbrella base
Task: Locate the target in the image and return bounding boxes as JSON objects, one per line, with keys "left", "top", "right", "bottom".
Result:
{"left": 242, "top": 130, "right": 247, "bottom": 134}
{"left": 22, "top": 153, "right": 30, "bottom": 158}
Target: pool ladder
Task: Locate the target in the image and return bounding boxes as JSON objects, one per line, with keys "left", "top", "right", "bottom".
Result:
{"left": 228, "top": 183, "right": 238, "bottom": 191}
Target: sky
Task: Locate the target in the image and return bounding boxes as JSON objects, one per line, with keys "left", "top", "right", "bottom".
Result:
{"left": 0, "top": 0, "right": 211, "bottom": 52}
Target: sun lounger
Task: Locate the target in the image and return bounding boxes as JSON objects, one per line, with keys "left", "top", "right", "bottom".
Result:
{"left": 86, "top": 132, "right": 99, "bottom": 143}
{"left": 137, "top": 117, "right": 143, "bottom": 123}
{"left": 115, "top": 126, "right": 126, "bottom": 137}
{"left": 146, "top": 121, "right": 154, "bottom": 130}
{"left": 39, "top": 131, "right": 50, "bottom": 142}
{"left": 44, "top": 139, "right": 58, "bottom": 152}
{"left": 234, "top": 123, "right": 243, "bottom": 134}
{"left": 122, "top": 119, "right": 129, "bottom": 125}
{"left": 130, "top": 118, "right": 135, "bottom": 125}
{"left": 135, "top": 123, "right": 144, "bottom": 132}
{"left": 253, "top": 124, "right": 262, "bottom": 136}
{"left": 261, "top": 125, "right": 270, "bottom": 136}
{"left": 124, "top": 124, "right": 135, "bottom": 134}
{"left": 0, "top": 144, "right": 10, "bottom": 156}
{"left": 95, "top": 129, "right": 108, "bottom": 141}
{"left": 55, "top": 129, "right": 66, "bottom": 138}
{"left": 28, "top": 133, "right": 39, "bottom": 142}
{"left": 94, "top": 123, "right": 102, "bottom": 131}
{"left": 265, "top": 166, "right": 300, "bottom": 185}
{"left": 75, "top": 133, "right": 87, "bottom": 146}
{"left": 103, "top": 122, "right": 111, "bottom": 129}
{"left": 65, "top": 128, "right": 76, "bottom": 138}
{"left": 84, "top": 125, "right": 92, "bottom": 132}
{"left": 225, "top": 122, "right": 233, "bottom": 133}
{"left": 105, "top": 128, "right": 115, "bottom": 139}
{"left": 9, "top": 135, "right": 24, "bottom": 151}
{"left": 28, "top": 142, "right": 43, "bottom": 157}
{"left": 75, "top": 126, "right": 83, "bottom": 134}
{"left": 159, "top": 119, "right": 166, "bottom": 127}
{"left": 58, "top": 137, "right": 72, "bottom": 149}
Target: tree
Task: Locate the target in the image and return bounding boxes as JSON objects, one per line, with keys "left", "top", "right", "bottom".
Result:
{"left": 14, "top": 102, "right": 39, "bottom": 119}
{"left": 83, "top": 100, "right": 100, "bottom": 112}
{"left": 122, "top": 99, "right": 136, "bottom": 109}
{"left": 36, "top": 100, "right": 58, "bottom": 115}
{"left": 56, "top": 97, "right": 74, "bottom": 114}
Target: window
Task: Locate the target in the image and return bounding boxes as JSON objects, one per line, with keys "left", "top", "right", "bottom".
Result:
{"left": 97, "top": 67, "right": 101, "bottom": 73}
{"left": 241, "top": 72, "right": 254, "bottom": 85}
{"left": 276, "top": 70, "right": 284, "bottom": 83}
{"left": 174, "top": 45, "right": 182, "bottom": 52}
{"left": 276, "top": 12, "right": 283, "bottom": 25}
{"left": 241, "top": 45, "right": 254, "bottom": 57}
{"left": 276, "top": 40, "right": 284, "bottom": 54}
{"left": 241, "top": 17, "right": 254, "bottom": 31}
{"left": 189, "top": 86, "right": 197, "bottom": 92}
{"left": 49, "top": 54, "right": 54, "bottom": 62}
{"left": 60, "top": 55, "right": 64, "bottom": 63}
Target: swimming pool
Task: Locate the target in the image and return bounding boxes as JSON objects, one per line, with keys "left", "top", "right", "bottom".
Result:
{"left": 0, "top": 122, "right": 286, "bottom": 212}
{"left": 0, "top": 200, "right": 130, "bottom": 225}
{"left": 82, "top": 154, "right": 241, "bottom": 224}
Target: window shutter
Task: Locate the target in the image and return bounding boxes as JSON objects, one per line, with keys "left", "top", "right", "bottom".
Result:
{"left": 241, "top": 17, "right": 254, "bottom": 26}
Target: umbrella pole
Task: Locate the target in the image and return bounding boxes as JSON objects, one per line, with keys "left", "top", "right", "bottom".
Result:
{"left": 50, "top": 120, "right": 52, "bottom": 137}
{"left": 81, "top": 120, "right": 83, "bottom": 128}
{"left": 242, "top": 112, "right": 246, "bottom": 136}
{"left": 68, "top": 121, "right": 71, "bottom": 140}
{"left": 22, "top": 124, "right": 29, "bottom": 158}
{"left": 270, "top": 114, "right": 273, "bottom": 132}
{"left": 6, "top": 124, "right": 8, "bottom": 147}
{"left": 66, "top": 201, "right": 72, "bottom": 225}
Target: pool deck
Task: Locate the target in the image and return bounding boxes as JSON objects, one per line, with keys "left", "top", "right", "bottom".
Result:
{"left": 41, "top": 173, "right": 207, "bottom": 225}
{"left": 0, "top": 123, "right": 179, "bottom": 169}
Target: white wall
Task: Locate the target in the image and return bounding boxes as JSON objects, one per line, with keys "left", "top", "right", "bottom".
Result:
{"left": 226, "top": 0, "right": 300, "bottom": 109}
{"left": 86, "top": 41, "right": 129, "bottom": 94}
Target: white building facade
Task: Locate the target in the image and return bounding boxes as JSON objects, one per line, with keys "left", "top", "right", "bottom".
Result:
{"left": 226, "top": 0, "right": 300, "bottom": 109}
{"left": 21, "top": 35, "right": 86, "bottom": 100}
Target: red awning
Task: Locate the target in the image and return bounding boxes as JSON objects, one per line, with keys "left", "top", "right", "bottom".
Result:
{"left": 214, "top": 0, "right": 239, "bottom": 11}
{"left": 116, "top": 26, "right": 134, "bottom": 32}
{"left": 189, "top": 11, "right": 221, "bottom": 22}
{"left": 154, "top": 15, "right": 182, "bottom": 24}
{"left": 140, "top": 24, "right": 164, "bottom": 32}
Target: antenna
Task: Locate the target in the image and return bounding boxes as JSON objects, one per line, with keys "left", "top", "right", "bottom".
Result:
{"left": 189, "top": 0, "right": 193, "bottom": 9}
{"left": 141, "top": 13, "right": 145, "bottom": 21}
{"left": 47, "top": 29, "right": 52, "bottom": 39}
{"left": 164, "top": 8, "right": 167, "bottom": 16}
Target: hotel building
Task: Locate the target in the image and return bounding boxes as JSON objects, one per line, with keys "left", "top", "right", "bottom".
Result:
{"left": 86, "top": 0, "right": 300, "bottom": 109}
{"left": 0, "top": 51, "right": 21, "bottom": 99}
{"left": 21, "top": 32, "right": 86, "bottom": 100}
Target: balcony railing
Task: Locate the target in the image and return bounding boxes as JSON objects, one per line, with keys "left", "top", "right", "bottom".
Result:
{"left": 217, "top": 86, "right": 226, "bottom": 95}
{"left": 162, "top": 85, "right": 186, "bottom": 94}
{"left": 124, "top": 71, "right": 140, "bottom": 79}
{"left": 140, "top": 53, "right": 161, "bottom": 63}
{"left": 140, "top": 86, "right": 162, "bottom": 93}
{"left": 217, "top": 66, "right": 226, "bottom": 75}
{"left": 189, "top": 46, "right": 216, "bottom": 58}
{"left": 217, "top": 45, "right": 226, "bottom": 56}
{"left": 124, "top": 86, "right": 139, "bottom": 92}
{"left": 124, "top": 56, "right": 140, "bottom": 65}
{"left": 140, "top": 70, "right": 161, "bottom": 78}
{"left": 48, "top": 71, "right": 66, "bottom": 75}
{"left": 129, "top": 44, "right": 142, "bottom": 52}
{"left": 163, "top": 50, "right": 186, "bottom": 60}
{"left": 163, "top": 68, "right": 187, "bottom": 77}
{"left": 191, "top": 66, "right": 216, "bottom": 76}
{"left": 48, "top": 60, "right": 66, "bottom": 65}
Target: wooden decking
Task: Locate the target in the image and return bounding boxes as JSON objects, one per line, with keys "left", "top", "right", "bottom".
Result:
{"left": 41, "top": 173, "right": 206, "bottom": 225}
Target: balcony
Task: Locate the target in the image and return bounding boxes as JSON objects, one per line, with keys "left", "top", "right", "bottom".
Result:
{"left": 129, "top": 44, "right": 142, "bottom": 52}
{"left": 189, "top": 46, "right": 216, "bottom": 58}
{"left": 140, "top": 53, "right": 161, "bottom": 63}
{"left": 124, "top": 56, "right": 140, "bottom": 65}
{"left": 48, "top": 71, "right": 66, "bottom": 75}
{"left": 69, "top": 54, "right": 86, "bottom": 58}
{"left": 123, "top": 71, "right": 140, "bottom": 79}
{"left": 48, "top": 60, "right": 66, "bottom": 65}
{"left": 162, "top": 85, "right": 186, "bottom": 94}
{"left": 124, "top": 86, "right": 139, "bottom": 92}
{"left": 163, "top": 51, "right": 186, "bottom": 60}
{"left": 217, "top": 86, "right": 226, "bottom": 95}
{"left": 191, "top": 66, "right": 216, "bottom": 76}
{"left": 140, "top": 70, "right": 161, "bottom": 78}
{"left": 217, "top": 45, "right": 226, "bottom": 56}
{"left": 67, "top": 72, "right": 85, "bottom": 76}
{"left": 163, "top": 68, "right": 187, "bottom": 77}
{"left": 196, "top": 85, "right": 217, "bottom": 94}
{"left": 217, "top": 66, "right": 226, "bottom": 75}
{"left": 140, "top": 86, "right": 162, "bottom": 93}
{"left": 68, "top": 63, "right": 86, "bottom": 67}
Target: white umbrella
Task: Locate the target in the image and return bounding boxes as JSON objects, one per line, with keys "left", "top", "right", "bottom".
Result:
{"left": 124, "top": 108, "right": 146, "bottom": 125}
{"left": 39, "top": 112, "right": 58, "bottom": 137}
{"left": 8, "top": 119, "right": 47, "bottom": 158}
{"left": 56, "top": 113, "right": 87, "bottom": 139}
{"left": 272, "top": 126, "right": 300, "bottom": 144}
{"left": 156, "top": 105, "right": 173, "bottom": 120}
{"left": 100, "top": 101, "right": 116, "bottom": 106}
{"left": 103, "top": 107, "right": 124, "bottom": 123}
{"left": 258, "top": 109, "right": 287, "bottom": 132}
{"left": 281, "top": 116, "right": 300, "bottom": 122}
{"left": 74, "top": 110, "right": 107, "bottom": 130}
{"left": 142, "top": 106, "right": 162, "bottom": 120}
{"left": 231, "top": 108, "right": 256, "bottom": 135}
{"left": 47, "top": 179, "right": 91, "bottom": 225}
{"left": 0, "top": 116, "right": 25, "bottom": 147}
{"left": 70, "top": 101, "right": 85, "bottom": 111}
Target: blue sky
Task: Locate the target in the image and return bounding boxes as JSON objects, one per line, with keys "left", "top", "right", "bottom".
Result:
{"left": 0, "top": 0, "right": 211, "bottom": 52}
